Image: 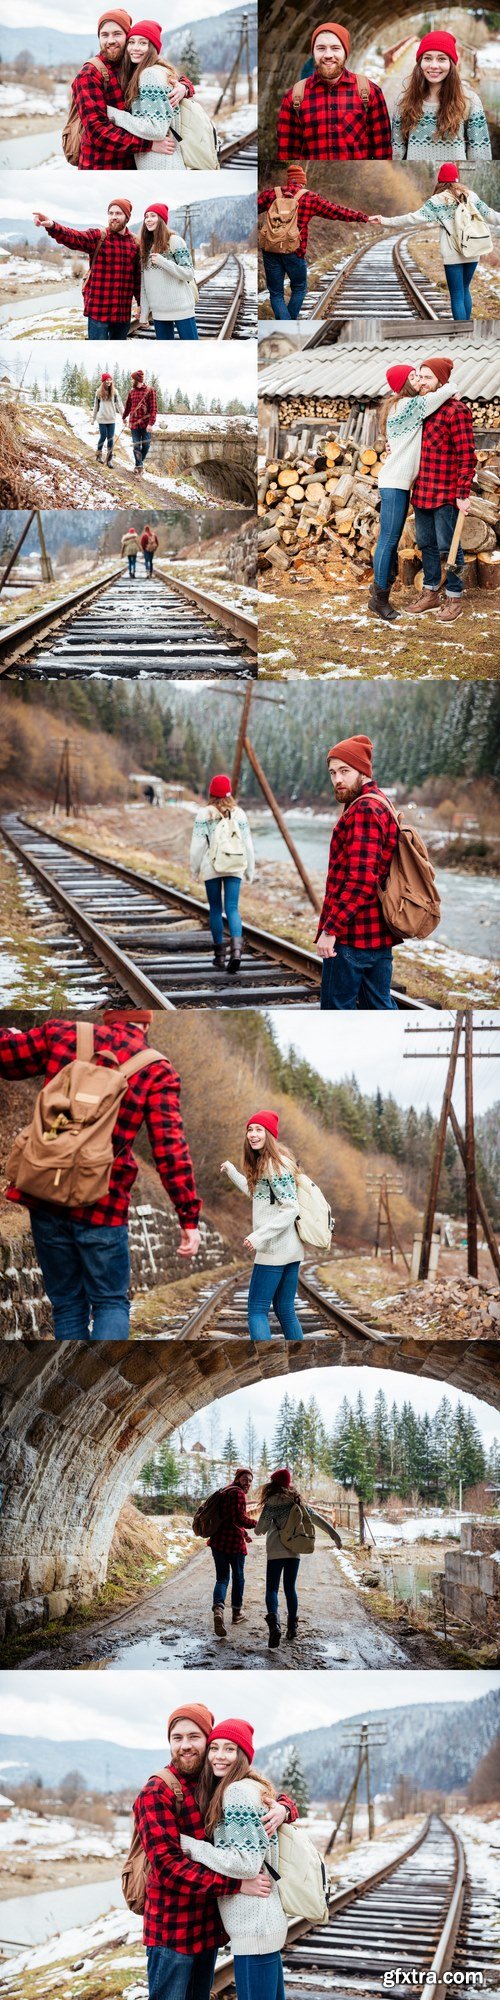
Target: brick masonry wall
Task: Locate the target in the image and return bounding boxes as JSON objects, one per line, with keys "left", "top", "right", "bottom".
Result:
{"left": 0, "top": 1190, "right": 228, "bottom": 1339}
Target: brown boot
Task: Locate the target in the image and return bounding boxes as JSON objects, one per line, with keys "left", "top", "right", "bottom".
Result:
{"left": 438, "top": 597, "right": 463, "bottom": 622}
{"left": 232, "top": 1608, "right": 246, "bottom": 1624}
{"left": 213, "top": 1606, "right": 226, "bottom": 1639}
{"left": 410, "top": 588, "right": 442, "bottom": 614}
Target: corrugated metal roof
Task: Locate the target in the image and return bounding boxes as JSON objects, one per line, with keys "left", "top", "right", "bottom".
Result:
{"left": 259, "top": 342, "right": 500, "bottom": 400}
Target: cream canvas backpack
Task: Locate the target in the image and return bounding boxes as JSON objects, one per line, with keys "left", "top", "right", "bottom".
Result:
{"left": 6, "top": 1023, "right": 163, "bottom": 1208}
{"left": 268, "top": 1821, "right": 330, "bottom": 1924}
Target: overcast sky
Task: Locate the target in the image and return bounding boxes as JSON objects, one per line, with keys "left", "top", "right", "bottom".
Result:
{"left": 269, "top": 1012, "right": 500, "bottom": 1118}
{"left": 0, "top": 1670, "right": 496, "bottom": 1751}
{"left": 0, "top": 169, "right": 254, "bottom": 223}
{"left": 0, "top": 340, "right": 257, "bottom": 402}
{"left": 0, "top": 0, "right": 241, "bottom": 32}
{"left": 176, "top": 1363, "right": 500, "bottom": 1451}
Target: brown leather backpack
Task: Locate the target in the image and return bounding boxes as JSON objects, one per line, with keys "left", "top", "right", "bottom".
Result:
{"left": 259, "top": 188, "right": 302, "bottom": 255}
{"left": 62, "top": 57, "right": 109, "bottom": 165}
{"left": 122, "top": 1768, "right": 184, "bottom": 1914}
{"left": 377, "top": 798, "right": 441, "bottom": 941}
{"left": 291, "top": 72, "right": 371, "bottom": 112}
{"left": 5, "top": 1022, "right": 164, "bottom": 1208}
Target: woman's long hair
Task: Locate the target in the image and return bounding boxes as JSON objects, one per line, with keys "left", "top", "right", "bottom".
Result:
{"left": 259, "top": 1477, "right": 301, "bottom": 1509}
{"left": 209, "top": 790, "right": 237, "bottom": 817}
{"left": 243, "top": 1129, "right": 299, "bottom": 1193}
{"left": 379, "top": 375, "right": 416, "bottom": 442}
{"left": 398, "top": 61, "right": 468, "bottom": 143}
{"left": 123, "top": 42, "right": 179, "bottom": 107}
{"left": 431, "top": 175, "right": 470, "bottom": 202}
{"left": 197, "top": 1748, "right": 276, "bottom": 1839}
{"left": 139, "top": 216, "right": 172, "bottom": 266}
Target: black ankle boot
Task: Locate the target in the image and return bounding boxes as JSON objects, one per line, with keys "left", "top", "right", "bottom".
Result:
{"left": 266, "top": 1613, "right": 281, "bottom": 1650}
{"left": 368, "top": 583, "right": 398, "bottom": 623}
{"left": 227, "top": 938, "right": 242, "bottom": 975}
{"left": 213, "top": 943, "right": 226, "bottom": 970}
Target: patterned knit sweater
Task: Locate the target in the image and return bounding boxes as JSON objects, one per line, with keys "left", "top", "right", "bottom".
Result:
{"left": 140, "top": 237, "right": 196, "bottom": 321}
{"left": 381, "top": 191, "right": 500, "bottom": 265}
{"left": 190, "top": 807, "right": 255, "bottom": 884}
{"left": 391, "top": 89, "right": 491, "bottom": 163}
{"left": 378, "top": 385, "right": 454, "bottom": 493}
{"left": 180, "top": 1779, "right": 288, "bottom": 1956}
{"left": 225, "top": 1161, "right": 302, "bottom": 1267}
{"left": 108, "top": 64, "right": 184, "bottom": 170}
{"left": 92, "top": 386, "right": 124, "bottom": 422}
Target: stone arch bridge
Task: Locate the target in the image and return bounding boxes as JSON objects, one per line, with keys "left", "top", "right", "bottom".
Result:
{"left": 0, "top": 1331, "right": 499, "bottom": 1636}
{"left": 152, "top": 417, "right": 256, "bottom": 505}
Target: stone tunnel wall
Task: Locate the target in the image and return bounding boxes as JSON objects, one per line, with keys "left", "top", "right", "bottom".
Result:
{"left": 1, "top": 1334, "right": 500, "bottom": 1637}
{"left": 0, "top": 1198, "right": 228, "bottom": 1340}
{"left": 433, "top": 1521, "right": 500, "bottom": 1641}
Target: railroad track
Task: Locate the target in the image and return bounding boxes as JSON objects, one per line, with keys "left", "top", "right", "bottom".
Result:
{"left": 162, "top": 1259, "right": 392, "bottom": 1342}
{"left": 0, "top": 567, "right": 256, "bottom": 680}
{"left": 219, "top": 128, "right": 257, "bottom": 168}
{"left": 135, "top": 251, "right": 255, "bottom": 341}
{"left": 300, "top": 231, "right": 449, "bottom": 329}
{"left": 214, "top": 1815, "right": 472, "bottom": 1997}
{"left": 0, "top": 816, "right": 427, "bottom": 1012}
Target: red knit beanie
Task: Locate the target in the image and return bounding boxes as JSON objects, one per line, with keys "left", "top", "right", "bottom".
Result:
{"left": 327, "top": 735, "right": 373, "bottom": 778}
{"left": 98, "top": 8, "right": 131, "bottom": 32}
{"left": 168, "top": 1704, "right": 214, "bottom": 1740}
{"left": 131, "top": 368, "right": 145, "bottom": 379}
{"left": 209, "top": 1720, "right": 255, "bottom": 1764}
{"left": 101, "top": 371, "right": 112, "bottom": 381}
{"left": 129, "top": 16, "right": 162, "bottom": 50}
{"left": 271, "top": 1468, "right": 291, "bottom": 1488}
{"left": 386, "top": 363, "right": 414, "bottom": 393}
{"left": 246, "top": 1110, "right": 280, "bottom": 1140}
{"left": 144, "top": 202, "right": 170, "bottom": 224}
{"left": 209, "top": 773, "right": 231, "bottom": 798}
{"left": 311, "top": 20, "right": 350, "bottom": 56}
{"left": 108, "top": 197, "right": 132, "bottom": 220}
{"left": 437, "top": 163, "right": 460, "bottom": 183}
{"left": 423, "top": 356, "right": 454, "bottom": 385}
{"left": 416, "top": 31, "right": 458, "bottom": 65}
{"left": 102, "top": 1009, "right": 153, "bottom": 1024}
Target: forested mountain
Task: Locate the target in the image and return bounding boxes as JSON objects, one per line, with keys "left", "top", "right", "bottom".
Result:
{"left": 260, "top": 1692, "right": 500, "bottom": 1800}
{"left": 265, "top": 1384, "right": 495, "bottom": 1504}
{"left": 0, "top": 7, "right": 257, "bottom": 70}
{"left": 0, "top": 198, "right": 255, "bottom": 256}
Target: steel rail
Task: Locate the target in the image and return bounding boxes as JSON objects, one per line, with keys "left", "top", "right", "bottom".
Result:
{"left": 421, "top": 1820, "right": 466, "bottom": 1996}
{"left": 297, "top": 1267, "right": 391, "bottom": 1346}
{"left": 154, "top": 566, "right": 257, "bottom": 650}
{"left": 0, "top": 565, "right": 123, "bottom": 675}
{"left": 0, "top": 564, "right": 256, "bottom": 672}
{"left": 0, "top": 818, "right": 175, "bottom": 1009}
{"left": 162, "top": 1258, "right": 393, "bottom": 1344}
{"left": 197, "top": 251, "right": 246, "bottom": 339}
{"left": 219, "top": 129, "right": 258, "bottom": 164}
{"left": 392, "top": 234, "right": 440, "bottom": 320}
{"left": 302, "top": 230, "right": 440, "bottom": 333}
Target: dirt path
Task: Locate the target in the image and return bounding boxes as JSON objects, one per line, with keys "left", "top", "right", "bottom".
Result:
{"left": 21, "top": 1541, "right": 443, "bottom": 1672}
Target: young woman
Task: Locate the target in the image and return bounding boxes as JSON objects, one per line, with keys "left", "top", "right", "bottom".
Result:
{"left": 92, "top": 371, "right": 123, "bottom": 466}
{"left": 121, "top": 525, "right": 141, "bottom": 576}
{"left": 180, "top": 1719, "right": 288, "bottom": 2000}
{"left": 391, "top": 31, "right": 491, "bottom": 163}
{"left": 106, "top": 21, "right": 186, "bottom": 168}
{"left": 255, "top": 1467, "right": 341, "bottom": 1647}
{"left": 378, "top": 163, "right": 500, "bottom": 321}
{"left": 220, "top": 1110, "right": 304, "bottom": 1345}
{"left": 369, "top": 360, "right": 455, "bottom": 623}
{"left": 190, "top": 772, "right": 254, "bottom": 974}
{"left": 139, "top": 203, "right": 198, "bottom": 341}
{"left": 140, "top": 524, "right": 159, "bottom": 574}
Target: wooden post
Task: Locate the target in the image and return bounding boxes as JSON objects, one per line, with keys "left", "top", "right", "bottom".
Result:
{"left": 244, "top": 734, "right": 322, "bottom": 911}
{"left": 448, "top": 1103, "right": 500, "bottom": 1284}
{"left": 358, "top": 1498, "right": 365, "bottom": 1546}
{"left": 0, "top": 509, "right": 35, "bottom": 594}
{"left": 35, "top": 509, "right": 53, "bottom": 582}
{"left": 464, "top": 1011, "right": 478, "bottom": 1278}
{"left": 231, "top": 685, "right": 253, "bottom": 795}
{"left": 365, "top": 1730, "right": 374, "bottom": 1841}
{"left": 418, "top": 1013, "right": 464, "bottom": 1279}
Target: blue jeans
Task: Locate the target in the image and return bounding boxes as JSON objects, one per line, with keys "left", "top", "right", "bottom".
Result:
{"left": 146, "top": 1946, "right": 217, "bottom": 2000}
{"left": 128, "top": 554, "right": 137, "bottom": 575}
{"left": 247, "top": 1261, "right": 303, "bottom": 1343}
{"left": 212, "top": 1548, "right": 246, "bottom": 1609}
{"left": 413, "top": 502, "right": 464, "bottom": 597}
{"left": 444, "top": 260, "right": 477, "bottom": 321}
{"left": 153, "top": 317, "right": 199, "bottom": 340}
{"left": 87, "top": 317, "right": 130, "bottom": 340}
{"left": 205, "top": 875, "right": 242, "bottom": 946}
{"left": 97, "top": 422, "right": 115, "bottom": 452}
{"left": 144, "top": 551, "right": 154, "bottom": 574}
{"left": 262, "top": 250, "right": 308, "bottom": 320}
{"left": 266, "top": 1557, "right": 300, "bottom": 1625}
{"left": 320, "top": 944, "right": 397, "bottom": 1011}
{"left": 30, "top": 1210, "right": 130, "bottom": 1341}
{"left": 233, "top": 1953, "right": 285, "bottom": 2000}
{"left": 373, "top": 488, "right": 410, "bottom": 591}
{"left": 131, "top": 426, "right": 152, "bottom": 468}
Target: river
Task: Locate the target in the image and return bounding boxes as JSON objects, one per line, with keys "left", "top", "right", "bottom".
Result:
{"left": 0, "top": 1874, "right": 123, "bottom": 1949}
{"left": 0, "top": 285, "right": 84, "bottom": 329}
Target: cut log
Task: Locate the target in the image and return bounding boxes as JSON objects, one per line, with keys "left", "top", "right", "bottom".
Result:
{"left": 477, "top": 551, "right": 500, "bottom": 590}
{"left": 260, "top": 525, "right": 281, "bottom": 551}
{"left": 330, "top": 473, "right": 355, "bottom": 507}
{"left": 461, "top": 514, "right": 494, "bottom": 552}
{"left": 277, "top": 466, "right": 301, "bottom": 487}
{"left": 398, "top": 550, "right": 421, "bottom": 588}
{"left": 360, "top": 448, "right": 378, "bottom": 466}
{"left": 287, "top": 484, "right": 305, "bottom": 501}
{"left": 462, "top": 555, "right": 478, "bottom": 593}
{"left": 335, "top": 509, "right": 355, "bottom": 533}
{"left": 304, "top": 480, "right": 328, "bottom": 501}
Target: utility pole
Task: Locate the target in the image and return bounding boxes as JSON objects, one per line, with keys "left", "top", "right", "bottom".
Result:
{"left": 324, "top": 1722, "right": 387, "bottom": 1855}
{"left": 213, "top": 13, "right": 253, "bottom": 112}
{"left": 52, "top": 738, "right": 79, "bottom": 817}
{"left": 225, "top": 682, "right": 321, "bottom": 912}
{"left": 404, "top": 1014, "right": 500, "bottom": 1283}
{"left": 368, "top": 1172, "right": 409, "bottom": 1271}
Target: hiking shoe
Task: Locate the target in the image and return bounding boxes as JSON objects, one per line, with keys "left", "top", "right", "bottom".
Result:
{"left": 438, "top": 597, "right": 463, "bottom": 622}
{"left": 266, "top": 1613, "right": 281, "bottom": 1650}
{"left": 232, "top": 1608, "right": 246, "bottom": 1624}
{"left": 409, "top": 588, "right": 441, "bottom": 613}
{"left": 213, "top": 1606, "right": 227, "bottom": 1639}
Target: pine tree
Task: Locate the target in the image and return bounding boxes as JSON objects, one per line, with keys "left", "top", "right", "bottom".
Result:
{"left": 272, "top": 1393, "right": 296, "bottom": 1466}
{"left": 223, "top": 1430, "right": 238, "bottom": 1475}
{"left": 179, "top": 30, "right": 202, "bottom": 82}
{"left": 280, "top": 1746, "right": 309, "bottom": 1817}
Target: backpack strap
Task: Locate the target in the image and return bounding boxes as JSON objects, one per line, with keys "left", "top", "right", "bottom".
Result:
{"left": 355, "top": 72, "right": 371, "bottom": 106}
{"left": 118, "top": 1045, "right": 166, "bottom": 1083}
{"left": 152, "top": 1765, "right": 184, "bottom": 1812}
{"left": 292, "top": 77, "right": 307, "bottom": 112}
{"left": 292, "top": 70, "right": 370, "bottom": 108}
{"left": 76, "top": 1021, "right": 94, "bottom": 1061}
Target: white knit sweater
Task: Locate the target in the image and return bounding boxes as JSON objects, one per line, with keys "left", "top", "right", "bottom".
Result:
{"left": 140, "top": 238, "right": 196, "bottom": 322}
{"left": 225, "top": 1160, "right": 303, "bottom": 1267}
{"left": 180, "top": 1779, "right": 288, "bottom": 1956}
{"left": 190, "top": 807, "right": 255, "bottom": 884}
{"left": 382, "top": 191, "right": 500, "bottom": 266}
{"left": 378, "top": 385, "right": 454, "bottom": 492}
{"left": 92, "top": 387, "right": 123, "bottom": 422}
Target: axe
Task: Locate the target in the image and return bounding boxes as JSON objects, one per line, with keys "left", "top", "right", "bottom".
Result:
{"left": 446, "top": 508, "right": 466, "bottom": 580}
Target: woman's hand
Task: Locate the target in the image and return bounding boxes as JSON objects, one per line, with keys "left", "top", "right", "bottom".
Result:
{"left": 220, "top": 1160, "right": 231, "bottom": 1176}
{"left": 152, "top": 134, "right": 176, "bottom": 153}
{"left": 107, "top": 107, "right": 117, "bottom": 122}
{"left": 262, "top": 1801, "right": 287, "bottom": 1836}
{"left": 169, "top": 79, "right": 188, "bottom": 107}
{"left": 151, "top": 251, "right": 162, "bottom": 265}
{"left": 241, "top": 1873, "right": 273, "bottom": 1899}
{"left": 243, "top": 1236, "right": 254, "bottom": 1250}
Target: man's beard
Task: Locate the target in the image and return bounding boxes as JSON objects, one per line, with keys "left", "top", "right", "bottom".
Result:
{"left": 108, "top": 217, "right": 126, "bottom": 231}
{"left": 315, "top": 57, "right": 345, "bottom": 83}
{"left": 171, "top": 1749, "right": 206, "bottom": 1778}
{"left": 335, "top": 777, "right": 364, "bottom": 803}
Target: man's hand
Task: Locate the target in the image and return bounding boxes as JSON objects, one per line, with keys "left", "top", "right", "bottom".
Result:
{"left": 33, "top": 212, "right": 52, "bottom": 229}
{"left": 262, "top": 1801, "right": 287, "bottom": 1836}
{"left": 152, "top": 133, "right": 176, "bottom": 153}
{"left": 456, "top": 497, "right": 471, "bottom": 515}
{"left": 316, "top": 930, "right": 336, "bottom": 960}
{"left": 169, "top": 79, "right": 187, "bottom": 107}
{"left": 178, "top": 1226, "right": 201, "bottom": 1258}
{"left": 241, "top": 1873, "right": 272, "bottom": 1899}
{"left": 368, "top": 213, "right": 384, "bottom": 224}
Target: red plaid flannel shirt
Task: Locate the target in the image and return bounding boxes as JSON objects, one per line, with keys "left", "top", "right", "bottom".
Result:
{"left": 411, "top": 400, "right": 477, "bottom": 511}
{"left": 258, "top": 186, "right": 369, "bottom": 256}
{"left": 71, "top": 57, "right": 194, "bottom": 170}
{"left": 47, "top": 221, "right": 140, "bottom": 324}
{"left": 276, "top": 69, "right": 392, "bottom": 160}
{"left": 317, "top": 783, "right": 398, "bottom": 949}
{"left": 209, "top": 1482, "right": 256, "bottom": 1555}
{"left": 134, "top": 1770, "right": 298, "bottom": 1952}
{"left": 122, "top": 384, "right": 158, "bottom": 428}
{"left": 0, "top": 1020, "right": 201, "bottom": 1229}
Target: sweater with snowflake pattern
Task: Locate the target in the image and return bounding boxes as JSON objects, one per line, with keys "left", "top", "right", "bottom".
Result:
{"left": 224, "top": 1160, "right": 302, "bottom": 1267}
{"left": 180, "top": 1778, "right": 288, "bottom": 1956}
